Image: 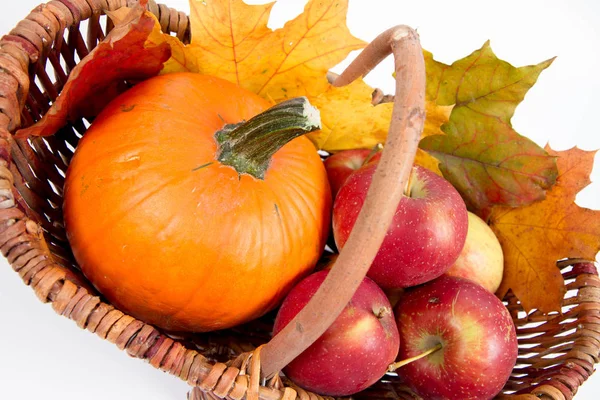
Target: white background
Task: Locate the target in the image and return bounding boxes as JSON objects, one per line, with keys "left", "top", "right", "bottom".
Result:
{"left": 1, "top": 0, "right": 599, "bottom": 399}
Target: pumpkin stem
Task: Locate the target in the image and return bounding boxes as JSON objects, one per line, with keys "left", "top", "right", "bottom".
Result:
{"left": 215, "top": 97, "right": 321, "bottom": 179}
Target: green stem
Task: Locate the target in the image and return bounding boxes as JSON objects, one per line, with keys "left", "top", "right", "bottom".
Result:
{"left": 215, "top": 97, "right": 321, "bottom": 179}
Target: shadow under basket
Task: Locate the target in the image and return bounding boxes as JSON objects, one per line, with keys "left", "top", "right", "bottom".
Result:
{"left": 1, "top": 1, "right": 599, "bottom": 399}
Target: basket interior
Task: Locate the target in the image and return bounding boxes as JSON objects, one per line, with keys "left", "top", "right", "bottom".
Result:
{"left": 9, "top": 9, "right": 275, "bottom": 364}
{"left": 7, "top": 6, "right": 600, "bottom": 400}
{"left": 12, "top": 13, "right": 129, "bottom": 271}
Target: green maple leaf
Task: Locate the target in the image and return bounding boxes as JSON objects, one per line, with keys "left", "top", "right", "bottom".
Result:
{"left": 420, "top": 42, "right": 558, "bottom": 214}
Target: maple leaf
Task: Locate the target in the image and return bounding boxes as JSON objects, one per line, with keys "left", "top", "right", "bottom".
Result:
{"left": 489, "top": 147, "right": 600, "bottom": 313}
{"left": 419, "top": 43, "right": 558, "bottom": 213}
{"left": 16, "top": 6, "right": 171, "bottom": 138}
{"left": 189, "top": 0, "right": 365, "bottom": 101}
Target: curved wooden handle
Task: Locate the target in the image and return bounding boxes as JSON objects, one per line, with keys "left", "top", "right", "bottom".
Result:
{"left": 260, "top": 25, "right": 426, "bottom": 379}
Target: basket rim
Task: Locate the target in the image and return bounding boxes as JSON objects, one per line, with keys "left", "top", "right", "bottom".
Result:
{"left": 0, "top": 1, "right": 599, "bottom": 400}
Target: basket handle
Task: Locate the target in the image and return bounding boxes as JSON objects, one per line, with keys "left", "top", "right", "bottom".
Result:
{"left": 260, "top": 25, "right": 426, "bottom": 379}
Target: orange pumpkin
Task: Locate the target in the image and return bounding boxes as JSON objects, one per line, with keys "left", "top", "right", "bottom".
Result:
{"left": 63, "top": 73, "right": 331, "bottom": 332}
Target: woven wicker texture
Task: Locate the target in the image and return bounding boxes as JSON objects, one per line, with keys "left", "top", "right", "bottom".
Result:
{"left": 0, "top": 1, "right": 599, "bottom": 399}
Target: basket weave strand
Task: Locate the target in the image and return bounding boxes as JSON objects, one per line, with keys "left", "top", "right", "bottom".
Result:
{"left": 0, "top": 1, "right": 599, "bottom": 399}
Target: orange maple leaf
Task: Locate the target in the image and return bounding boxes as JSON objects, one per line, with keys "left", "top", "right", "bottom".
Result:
{"left": 490, "top": 147, "right": 600, "bottom": 313}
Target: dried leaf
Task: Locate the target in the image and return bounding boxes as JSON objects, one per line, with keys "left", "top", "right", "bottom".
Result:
{"left": 107, "top": 7, "right": 198, "bottom": 74}
{"left": 189, "top": 0, "right": 365, "bottom": 101}
{"left": 490, "top": 147, "right": 600, "bottom": 313}
{"left": 16, "top": 7, "right": 171, "bottom": 138}
{"left": 419, "top": 43, "right": 558, "bottom": 213}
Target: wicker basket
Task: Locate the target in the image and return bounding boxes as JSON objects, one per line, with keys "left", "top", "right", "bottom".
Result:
{"left": 1, "top": 1, "right": 599, "bottom": 399}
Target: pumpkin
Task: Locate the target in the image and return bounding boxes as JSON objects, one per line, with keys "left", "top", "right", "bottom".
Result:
{"left": 63, "top": 73, "right": 331, "bottom": 332}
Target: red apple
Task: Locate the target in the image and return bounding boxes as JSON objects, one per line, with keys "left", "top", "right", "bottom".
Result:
{"left": 333, "top": 164, "right": 468, "bottom": 289}
{"left": 445, "top": 211, "right": 504, "bottom": 293}
{"left": 394, "top": 275, "right": 518, "bottom": 400}
{"left": 272, "top": 270, "right": 399, "bottom": 396}
{"left": 324, "top": 149, "right": 381, "bottom": 198}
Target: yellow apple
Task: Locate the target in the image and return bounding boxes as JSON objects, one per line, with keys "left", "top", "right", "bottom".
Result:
{"left": 445, "top": 211, "right": 504, "bottom": 293}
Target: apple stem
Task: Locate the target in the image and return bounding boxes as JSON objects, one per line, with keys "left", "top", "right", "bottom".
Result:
{"left": 362, "top": 143, "right": 384, "bottom": 167}
{"left": 404, "top": 167, "right": 415, "bottom": 197}
{"left": 387, "top": 343, "right": 443, "bottom": 372}
{"left": 374, "top": 305, "right": 392, "bottom": 319}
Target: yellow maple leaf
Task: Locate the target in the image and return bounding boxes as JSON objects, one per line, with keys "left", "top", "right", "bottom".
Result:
{"left": 308, "top": 80, "right": 391, "bottom": 151}
{"left": 489, "top": 147, "right": 600, "bottom": 313}
{"left": 189, "top": 0, "right": 365, "bottom": 101}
